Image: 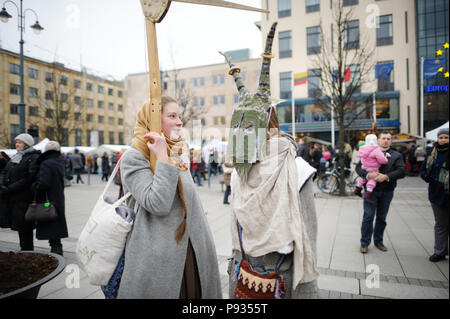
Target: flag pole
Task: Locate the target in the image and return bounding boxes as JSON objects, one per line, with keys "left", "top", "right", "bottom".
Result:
{"left": 291, "top": 73, "right": 295, "bottom": 138}
{"left": 420, "top": 57, "right": 424, "bottom": 137}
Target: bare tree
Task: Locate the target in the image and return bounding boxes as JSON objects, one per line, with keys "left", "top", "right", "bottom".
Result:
{"left": 28, "top": 63, "right": 84, "bottom": 146}
{"left": 309, "top": 0, "right": 376, "bottom": 195}
{"left": 0, "top": 125, "right": 12, "bottom": 149}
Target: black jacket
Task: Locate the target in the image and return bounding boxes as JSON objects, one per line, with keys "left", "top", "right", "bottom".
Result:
{"left": 32, "top": 150, "right": 68, "bottom": 240}
{"left": 355, "top": 147, "right": 406, "bottom": 192}
{"left": 419, "top": 145, "right": 448, "bottom": 207}
{"left": 0, "top": 148, "right": 41, "bottom": 230}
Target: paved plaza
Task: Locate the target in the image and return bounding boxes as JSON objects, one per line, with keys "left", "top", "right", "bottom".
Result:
{"left": 0, "top": 172, "right": 448, "bottom": 299}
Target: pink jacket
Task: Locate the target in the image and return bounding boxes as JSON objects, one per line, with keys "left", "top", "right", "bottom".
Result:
{"left": 358, "top": 145, "right": 389, "bottom": 172}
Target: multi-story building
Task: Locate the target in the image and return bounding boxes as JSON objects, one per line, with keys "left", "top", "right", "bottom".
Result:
{"left": 0, "top": 48, "right": 126, "bottom": 148}
{"left": 125, "top": 52, "right": 261, "bottom": 145}
{"left": 259, "top": 0, "right": 448, "bottom": 143}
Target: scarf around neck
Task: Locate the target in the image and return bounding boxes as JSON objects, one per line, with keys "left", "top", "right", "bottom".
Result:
{"left": 230, "top": 136, "right": 319, "bottom": 288}
{"left": 10, "top": 146, "right": 35, "bottom": 164}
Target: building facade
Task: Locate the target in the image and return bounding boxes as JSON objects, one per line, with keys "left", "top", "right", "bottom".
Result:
{"left": 0, "top": 48, "right": 126, "bottom": 148}
{"left": 259, "top": 0, "right": 448, "bottom": 144}
{"left": 124, "top": 56, "right": 261, "bottom": 146}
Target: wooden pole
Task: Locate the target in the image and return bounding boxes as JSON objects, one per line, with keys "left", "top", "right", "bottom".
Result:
{"left": 145, "top": 18, "right": 162, "bottom": 172}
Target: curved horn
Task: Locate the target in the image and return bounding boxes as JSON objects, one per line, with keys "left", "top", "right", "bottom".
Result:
{"left": 219, "top": 51, "right": 249, "bottom": 95}
{"left": 256, "top": 22, "right": 278, "bottom": 98}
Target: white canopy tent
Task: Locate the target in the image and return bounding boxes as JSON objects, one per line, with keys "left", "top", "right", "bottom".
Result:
{"left": 425, "top": 121, "right": 449, "bottom": 141}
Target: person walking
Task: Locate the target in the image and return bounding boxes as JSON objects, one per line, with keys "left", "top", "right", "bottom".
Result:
{"left": 0, "top": 133, "right": 40, "bottom": 251}
{"left": 191, "top": 150, "right": 203, "bottom": 186}
{"left": 117, "top": 96, "right": 222, "bottom": 299}
{"left": 296, "top": 138, "right": 311, "bottom": 164}
{"left": 31, "top": 141, "right": 69, "bottom": 256}
{"left": 223, "top": 160, "right": 233, "bottom": 205}
{"left": 310, "top": 143, "right": 323, "bottom": 173}
{"left": 355, "top": 131, "right": 406, "bottom": 254}
{"left": 419, "top": 128, "right": 449, "bottom": 262}
{"left": 101, "top": 153, "right": 110, "bottom": 182}
{"left": 70, "top": 149, "right": 84, "bottom": 184}
{"left": 0, "top": 151, "right": 11, "bottom": 228}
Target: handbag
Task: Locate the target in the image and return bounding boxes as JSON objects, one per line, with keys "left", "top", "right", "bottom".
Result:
{"left": 25, "top": 191, "right": 58, "bottom": 223}
{"left": 233, "top": 221, "right": 287, "bottom": 299}
{"left": 76, "top": 157, "right": 135, "bottom": 286}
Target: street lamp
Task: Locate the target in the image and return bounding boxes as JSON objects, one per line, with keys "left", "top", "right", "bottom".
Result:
{"left": 1, "top": 0, "right": 44, "bottom": 135}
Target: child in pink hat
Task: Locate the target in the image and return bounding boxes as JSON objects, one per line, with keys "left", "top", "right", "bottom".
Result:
{"left": 354, "top": 134, "right": 390, "bottom": 203}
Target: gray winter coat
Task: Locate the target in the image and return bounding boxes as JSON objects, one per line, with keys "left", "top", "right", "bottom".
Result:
{"left": 117, "top": 148, "right": 222, "bottom": 299}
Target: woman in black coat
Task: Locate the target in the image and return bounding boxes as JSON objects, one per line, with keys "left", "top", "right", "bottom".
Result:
{"left": 32, "top": 141, "right": 69, "bottom": 256}
{"left": 419, "top": 128, "right": 449, "bottom": 263}
{"left": 0, "top": 133, "right": 40, "bottom": 250}
{"left": 101, "top": 152, "right": 110, "bottom": 182}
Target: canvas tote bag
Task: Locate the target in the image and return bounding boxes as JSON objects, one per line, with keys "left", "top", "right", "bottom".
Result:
{"left": 76, "top": 157, "right": 134, "bottom": 285}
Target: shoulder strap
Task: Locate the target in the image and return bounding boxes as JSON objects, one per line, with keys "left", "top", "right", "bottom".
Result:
{"left": 236, "top": 221, "right": 246, "bottom": 261}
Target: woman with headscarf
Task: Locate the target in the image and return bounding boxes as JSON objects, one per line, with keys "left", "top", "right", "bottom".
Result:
{"left": 0, "top": 133, "right": 40, "bottom": 250}
{"left": 116, "top": 96, "right": 222, "bottom": 299}
{"left": 420, "top": 128, "right": 449, "bottom": 263}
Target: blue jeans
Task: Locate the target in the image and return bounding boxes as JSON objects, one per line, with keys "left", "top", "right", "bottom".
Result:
{"left": 360, "top": 191, "right": 394, "bottom": 247}
{"left": 192, "top": 169, "right": 202, "bottom": 186}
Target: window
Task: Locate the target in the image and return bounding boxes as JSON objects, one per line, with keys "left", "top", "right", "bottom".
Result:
{"left": 306, "top": 0, "right": 320, "bottom": 13}
{"left": 74, "top": 112, "right": 82, "bottom": 121}
{"left": 278, "top": 0, "right": 291, "bottom": 18}
{"left": 109, "top": 117, "right": 115, "bottom": 125}
{"left": 308, "top": 69, "right": 322, "bottom": 97}
{"left": 99, "top": 131, "right": 104, "bottom": 145}
{"left": 10, "top": 84, "right": 20, "bottom": 95}
{"left": 233, "top": 94, "right": 239, "bottom": 104}
{"left": 118, "top": 90, "right": 123, "bottom": 98}
{"left": 307, "top": 26, "right": 321, "bottom": 55}
{"left": 280, "top": 72, "right": 292, "bottom": 99}
{"left": 74, "top": 96, "right": 81, "bottom": 105}
{"left": 404, "top": 11, "right": 408, "bottom": 43}
{"left": 344, "top": 20, "right": 359, "bottom": 50}
{"left": 213, "top": 95, "right": 225, "bottom": 105}
{"left": 29, "top": 106, "right": 39, "bottom": 117}
{"left": 45, "top": 72, "right": 53, "bottom": 82}
{"left": 28, "top": 87, "right": 38, "bottom": 98}
{"left": 98, "top": 115, "right": 104, "bottom": 123}
{"left": 109, "top": 132, "right": 115, "bottom": 144}
{"left": 406, "top": 58, "right": 410, "bottom": 90}
{"left": 176, "top": 79, "right": 186, "bottom": 89}
{"left": 46, "top": 127, "right": 55, "bottom": 140}
{"left": 108, "top": 102, "right": 114, "bottom": 110}
{"left": 87, "top": 99, "right": 93, "bottom": 107}
{"left": 9, "top": 63, "right": 20, "bottom": 75}
{"left": 10, "top": 104, "right": 19, "bottom": 115}
{"left": 343, "top": 0, "right": 358, "bottom": 6}
{"left": 60, "top": 75, "right": 68, "bottom": 86}
{"left": 61, "top": 93, "right": 68, "bottom": 102}
{"left": 86, "top": 114, "right": 94, "bottom": 122}
{"left": 45, "top": 90, "right": 53, "bottom": 100}
{"left": 213, "top": 116, "right": 226, "bottom": 125}
{"left": 377, "top": 15, "right": 393, "bottom": 46}
{"left": 192, "top": 77, "right": 205, "bottom": 87}
{"left": 86, "top": 82, "right": 93, "bottom": 91}
{"left": 28, "top": 68, "right": 38, "bottom": 79}
{"left": 118, "top": 132, "right": 124, "bottom": 145}
{"left": 98, "top": 85, "right": 104, "bottom": 94}
{"left": 212, "top": 75, "right": 225, "bottom": 86}
{"left": 118, "top": 118, "right": 123, "bottom": 125}
{"left": 75, "top": 129, "right": 82, "bottom": 146}
{"left": 74, "top": 79, "right": 81, "bottom": 88}
{"left": 61, "top": 111, "right": 69, "bottom": 120}
{"left": 46, "top": 109, "right": 54, "bottom": 119}
{"left": 377, "top": 61, "right": 394, "bottom": 92}
{"left": 98, "top": 101, "right": 104, "bottom": 109}
{"left": 345, "top": 64, "right": 361, "bottom": 94}
{"left": 118, "top": 104, "right": 123, "bottom": 111}
{"left": 108, "top": 88, "right": 114, "bottom": 96}
{"left": 279, "top": 31, "right": 292, "bottom": 58}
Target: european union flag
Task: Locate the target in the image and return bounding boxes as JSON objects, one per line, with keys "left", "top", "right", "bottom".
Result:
{"left": 375, "top": 62, "right": 394, "bottom": 79}
{"left": 423, "top": 58, "right": 446, "bottom": 79}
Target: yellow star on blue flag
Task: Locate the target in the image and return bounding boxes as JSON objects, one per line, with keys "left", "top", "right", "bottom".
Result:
{"left": 436, "top": 49, "right": 443, "bottom": 56}
{"left": 443, "top": 42, "right": 449, "bottom": 49}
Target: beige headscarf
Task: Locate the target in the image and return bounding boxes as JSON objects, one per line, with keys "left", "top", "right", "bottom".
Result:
{"left": 131, "top": 97, "right": 189, "bottom": 242}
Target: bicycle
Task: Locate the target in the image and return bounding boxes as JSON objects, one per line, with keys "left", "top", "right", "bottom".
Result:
{"left": 317, "top": 159, "right": 359, "bottom": 195}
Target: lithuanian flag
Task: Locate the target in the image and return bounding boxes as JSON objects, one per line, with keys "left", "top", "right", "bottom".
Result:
{"left": 294, "top": 72, "right": 308, "bottom": 86}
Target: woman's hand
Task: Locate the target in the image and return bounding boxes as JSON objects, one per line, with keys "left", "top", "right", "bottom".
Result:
{"left": 144, "top": 132, "right": 169, "bottom": 163}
